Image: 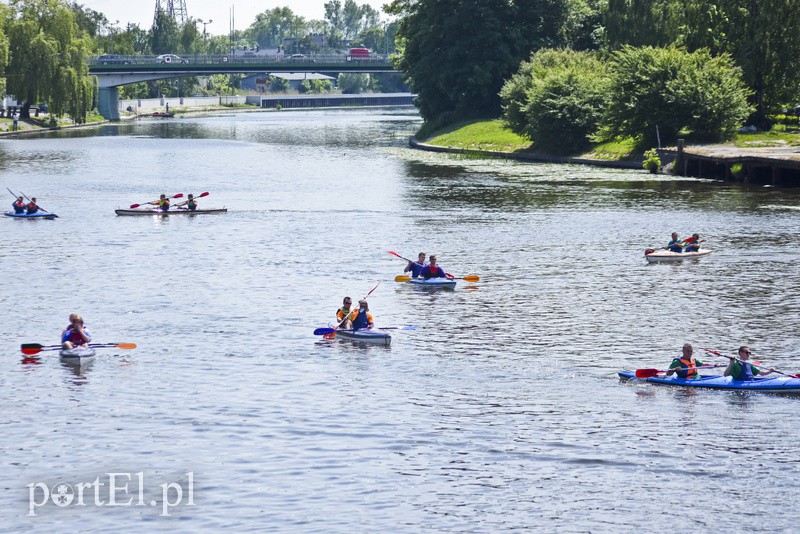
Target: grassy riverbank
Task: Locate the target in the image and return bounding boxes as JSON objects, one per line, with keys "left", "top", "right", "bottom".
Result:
{"left": 418, "top": 118, "right": 800, "bottom": 162}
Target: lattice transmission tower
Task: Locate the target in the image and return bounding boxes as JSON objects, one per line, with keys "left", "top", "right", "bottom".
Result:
{"left": 153, "top": 0, "right": 189, "bottom": 27}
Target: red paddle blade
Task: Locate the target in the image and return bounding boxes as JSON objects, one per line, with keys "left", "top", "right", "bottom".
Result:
{"left": 387, "top": 250, "right": 404, "bottom": 259}
{"left": 21, "top": 347, "right": 43, "bottom": 355}
{"left": 172, "top": 193, "right": 184, "bottom": 199}
{"left": 198, "top": 191, "right": 210, "bottom": 198}
{"left": 130, "top": 203, "right": 141, "bottom": 209}
{"left": 635, "top": 368, "right": 661, "bottom": 378}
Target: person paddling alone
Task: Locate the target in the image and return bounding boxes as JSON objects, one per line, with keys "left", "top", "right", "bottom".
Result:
{"left": 419, "top": 255, "right": 454, "bottom": 280}
{"left": 404, "top": 252, "right": 427, "bottom": 279}
{"left": 724, "top": 346, "right": 775, "bottom": 381}
{"left": 12, "top": 196, "right": 25, "bottom": 214}
{"left": 350, "top": 299, "right": 374, "bottom": 331}
{"left": 61, "top": 313, "right": 91, "bottom": 349}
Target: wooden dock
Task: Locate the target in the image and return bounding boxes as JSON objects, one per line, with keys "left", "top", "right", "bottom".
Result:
{"left": 665, "top": 140, "right": 800, "bottom": 186}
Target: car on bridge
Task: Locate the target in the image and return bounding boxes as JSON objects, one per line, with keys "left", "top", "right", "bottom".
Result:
{"left": 98, "top": 54, "right": 130, "bottom": 65}
{"left": 157, "top": 54, "right": 188, "bottom": 64}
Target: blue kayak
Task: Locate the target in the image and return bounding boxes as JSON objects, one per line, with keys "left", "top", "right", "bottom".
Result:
{"left": 618, "top": 370, "right": 800, "bottom": 393}
{"left": 4, "top": 211, "right": 58, "bottom": 219}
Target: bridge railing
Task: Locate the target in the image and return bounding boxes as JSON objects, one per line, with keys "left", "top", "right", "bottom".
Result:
{"left": 89, "top": 54, "right": 390, "bottom": 66}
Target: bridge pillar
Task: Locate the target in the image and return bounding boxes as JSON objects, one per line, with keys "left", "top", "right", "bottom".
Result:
{"left": 97, "top": 86, "right": 120, "bottom": 120}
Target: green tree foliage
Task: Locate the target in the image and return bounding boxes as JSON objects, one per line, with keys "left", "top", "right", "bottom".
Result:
{"left": 6, "top": 0, "right": 94, "bottom": 122}
{"left": 387, "top": 0, "right": 568, "bottom": 125}
{"left": 151, "top": 8, "right": 178, "bottom": 54}
{"left": 325, "top": 0, "right": 379, "bottom": 40}
{"left": 0, "top": 5, "right": 10, "bottom": 96}
{"left": 501, "top": 49, "right": 610, "bottom": 153}
{"left": 246, "top": 7, "right": 300, "bottom": 48}
{"left": 603, "top": 0, "right": 671, "bottom": 49}
{"left": 337, "top": 72, "right": 371, "bottom": 93}
{"left": 603, "top": 46, "right": 752, "bottom": 146}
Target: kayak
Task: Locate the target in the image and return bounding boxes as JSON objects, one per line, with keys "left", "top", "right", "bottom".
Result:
{"left": 333, "top": 328, "right": 392, "bottom": 346}
{"left": 644, "top": 249, "right": 712, "bottom": 263}
{"left": 618, "top": 370, "right": 800, "bottom": 393}
{"left": 59, "top": 346, "right": 97, "bottom": 365}
{"left": 4, "top": 211, "right": 58, "bottom": 219}
{"left": 407, "top": 278, "right": 457, "bottom": 289}
{"left": 115, "top": 208, "right": 227, "bottom": 216}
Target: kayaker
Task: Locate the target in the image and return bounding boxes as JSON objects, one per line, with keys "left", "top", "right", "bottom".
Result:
{"left": 666, "top": 232, "right": 683, "bottom": 252}
{"left": 61, "top": 313, "right": 92, "bottom": 349}
{"left": 26, "top": 197, "right": 39, "bottom": 214}
{"left": 682, "top": 233, "right": 701, "bottom": 252}
{"left": 666, "top": 343, "right": 703, "bottom": 378}
{"left": 176, "top": 194, "right": 198, "bottom": 211}
{"left": 723, "top": 346, "right": 775, "bottom": 381}
{"left": 404, "top": 252, "right": 427, "bottom": 278}
{"left": 148, "top": 194, "right": 170, "bottom": 211}
{"left": 419, "top": 255, "right": 454, "bottom": 280}
{"left": 350, "top": 299, "right": 374, "bottom": 330}
{"left": 336, "top": 296, "right": 353, "bottom": 329}
{"left": 12, "top": 196, "right": 25, "bottom": 214}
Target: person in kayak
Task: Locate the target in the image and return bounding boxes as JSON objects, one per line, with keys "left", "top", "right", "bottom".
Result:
{"left": 336, "top": 296, "right": 353, "bottom": 329}
{"left": 419, "top": 255, "right": 454, "bottom": 280}
{"left": 666, "top": 344, "right": 703, "bottom": 378}
{"left": 723, "top": 346, "right": 775, "bottom": 381}
{"left": 682, "top": 233, "right": 701, "bottom": 252}
{"left": 12, "top": 196, "right": 25, "bottom": 214}
{"left": 26, "top": 197, "right": 39, "bottom": 214}
{"left": 404, "top": 252, "right": 427, "bottom": 278}
{"left": 176, "top": 194, "right": 198, "bottom": 211}
{"left": 666, "top": 232, "right": 683, "bottom": 252}
{"left": 61, "top": 313, "right": 91, "bottom": 349}
{"left": 349, "top": 299, "right": 374, "bottom": 330}
{"left": 148, "top": 194, "right": 170, "bottom": 211}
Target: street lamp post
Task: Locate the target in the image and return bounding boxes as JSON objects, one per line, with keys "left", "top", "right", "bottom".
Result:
{"left": 198, "top": 19, "right": 212, "bottom": 57}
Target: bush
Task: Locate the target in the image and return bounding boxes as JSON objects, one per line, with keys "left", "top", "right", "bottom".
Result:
{"left": 337, "top": 73, "right": 371, "bottom": 94}
{"left": 603, "top": 46, "right": 753, "bottom": 147}
{"left": 500, "top": 49, "right": 610, "bottom": 154}
{"left": 643, "top": 148, "right": 661, "bottom": 173}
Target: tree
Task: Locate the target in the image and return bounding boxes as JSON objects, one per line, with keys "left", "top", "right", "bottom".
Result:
{"left": 151, "top": 8, "right": 178, "bottom": 54}
{"left": 6, "top": 0, "right": 94, "bottom": 121}
{"left": 386, "top": 0, "right": 568, "bottom": 125}
{"left": 325, "top": 0, "right": 379, "bottom": 40}
{"left": 246, "top": 7, "right": 299, "bottom": 49}
{"left": 337, "top": 72, "right": 371, "bottom": 93}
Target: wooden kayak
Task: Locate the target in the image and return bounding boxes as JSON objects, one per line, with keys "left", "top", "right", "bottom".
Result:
{"left": 4, "top": 211, "right": 58, "bottom": 219}
{"left": 333, "top": 328, "right": 392, "bottom": 346}
{"left": 619, "top": 371, "right": 800, "bottom": 393}
{"left": 644, "top": 248, "right": 712, "bottom": 263}
{"left": 115, "top": 208, "right": 227, "bottom": 216}
{"left": 407, "top": 277, "right": 457, "bottom": 289}
{"left": 59, "top": 346, "right": 97, "bottom": 365}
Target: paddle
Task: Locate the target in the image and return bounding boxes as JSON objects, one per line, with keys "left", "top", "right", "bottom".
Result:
{"left": 20, "top": 342, "right": 137, "bottom": 356}
{"left": 174, "top": 191, "right": 210, "bottom": 208}
{"left": 635, "top": 365, "right": 723, "bottom": 378}
{"left": 701, "top": 348, "right": 799, "bottom": 378}
{"left": 318, "top": 282, "right": 381, "bottom": 338}
{"left": 394, "top": 274, "right": 479, "bottom": 283}
{"left": 130, "top": 193, "right": 184, "bottom": 209}
{"left": 387, "top": 250, "right": 415, "bottom": 263}
{"left": 314, "top": 325, "right": 416, "bottom": 336}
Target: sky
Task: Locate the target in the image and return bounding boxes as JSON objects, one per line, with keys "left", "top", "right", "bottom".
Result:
{"left": 79, "top": 0, "right": 390, "bottom": 33}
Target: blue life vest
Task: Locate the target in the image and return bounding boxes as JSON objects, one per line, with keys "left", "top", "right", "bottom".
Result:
{"left": 734, "top": 361, "right": 755, "bottom": 381}
{"left": 408, "top": 262, "right": 425, "bottom": 278}
{"left": 351, "top": 310, "right": 370, "bottom": 330}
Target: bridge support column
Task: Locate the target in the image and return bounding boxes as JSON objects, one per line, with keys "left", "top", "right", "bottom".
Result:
{"left": 97, "top": 86, "right": 120, "bottom": 120}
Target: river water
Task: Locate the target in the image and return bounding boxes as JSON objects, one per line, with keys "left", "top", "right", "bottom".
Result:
{"left": 2, "top": 108, "right": 799, "bottom": 532}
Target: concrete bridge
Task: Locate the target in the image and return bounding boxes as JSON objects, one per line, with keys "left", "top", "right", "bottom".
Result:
{"left": 90, "top": 54, "right": 398, "bottom": 120}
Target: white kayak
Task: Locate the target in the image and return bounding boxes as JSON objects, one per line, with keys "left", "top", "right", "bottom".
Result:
{"left": 407, "top": 278, "right": 457, "bottom": 289}
{"left": 334, "top": 328, "right": 392, "bottom": 346}
{"left": 59, "top": 346, "right": 97, "bottom": 365}
{"left": 644, "top": 248, "right": 713, "bottom": 263}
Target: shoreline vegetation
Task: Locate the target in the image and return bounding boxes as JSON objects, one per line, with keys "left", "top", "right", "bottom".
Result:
{"left": 416, "top": 118, "right": 800, "bottom": 172}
